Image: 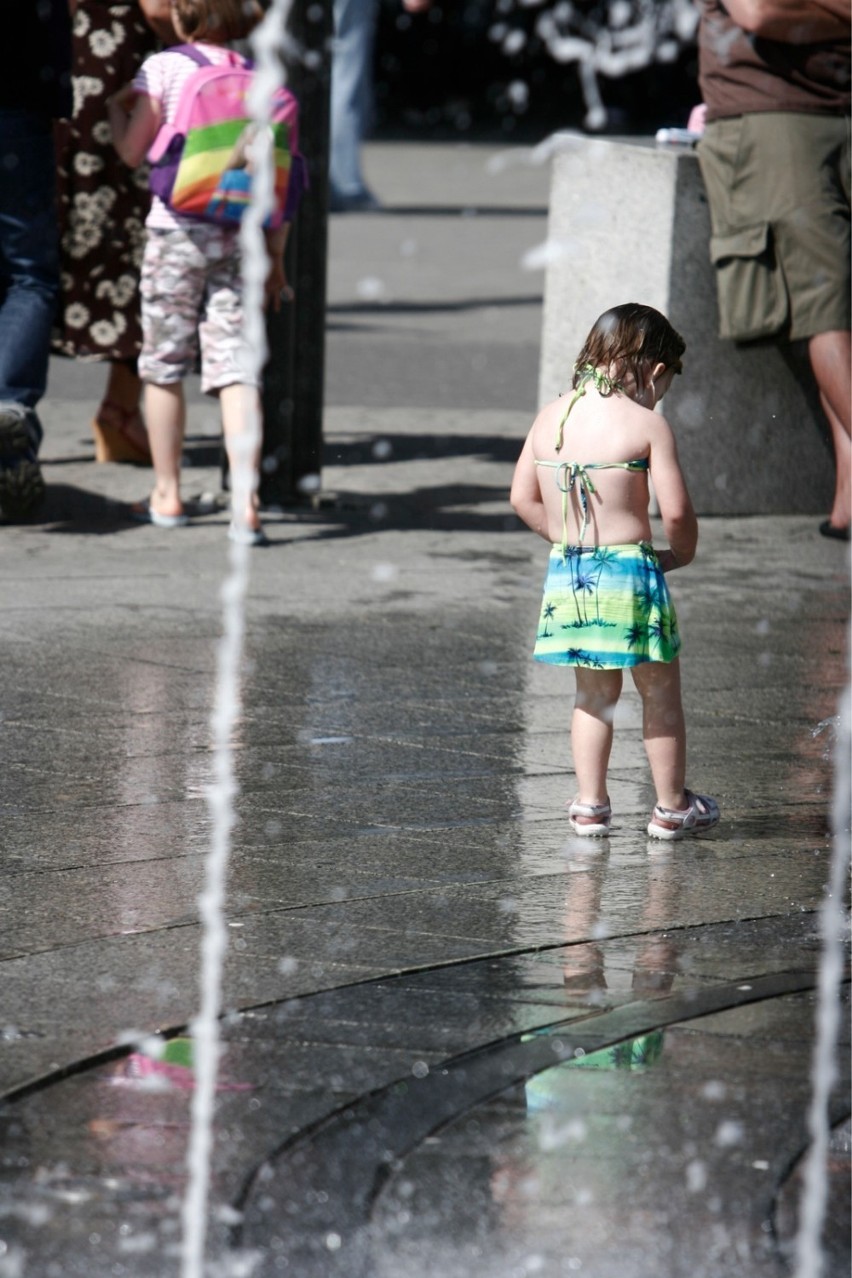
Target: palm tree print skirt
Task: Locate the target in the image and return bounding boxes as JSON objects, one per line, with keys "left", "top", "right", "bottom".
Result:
{"left": 533, "top": 542, "right": 681, "bottom": 668}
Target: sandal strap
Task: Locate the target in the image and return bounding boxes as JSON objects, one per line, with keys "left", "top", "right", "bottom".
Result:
{"left": 652, "top": 803, "right": 697, "bottom": 828}
{"left": 684, "top": 789, "right": 719, "bottom": 818}
{"left": 652, "top": 790, "right": 719, "bottom": 828}
{"left": 569, "top": 799, "right": 612, "bottom": 819}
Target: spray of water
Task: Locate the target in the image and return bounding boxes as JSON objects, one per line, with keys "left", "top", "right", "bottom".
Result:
{"left": 180, "top": 5, "right": 293, "bottom": 1276}
{"left": 794, "top": 647, "right": 851, "bottom": 1278}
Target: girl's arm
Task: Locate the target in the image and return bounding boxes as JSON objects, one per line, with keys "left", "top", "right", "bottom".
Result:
{"left": 648, "top": 416, "right": 698, "bottom": 569}
{"left": 263, "top": 223, "right": 293, "bottom": 311}
{"left": 108, "top": 83, "right": 161, "bottom": 168}
{"left": 510, "top": 432, "right": 550, "bottom": 541}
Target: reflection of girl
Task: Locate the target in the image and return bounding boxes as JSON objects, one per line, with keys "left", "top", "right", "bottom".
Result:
{"left": 53, "top": 2, "right": 173, "bottom": 464}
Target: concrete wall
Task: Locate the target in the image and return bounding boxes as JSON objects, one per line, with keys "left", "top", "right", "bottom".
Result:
{"left": 538, "top": 136, "right": 833, "bottom": 515}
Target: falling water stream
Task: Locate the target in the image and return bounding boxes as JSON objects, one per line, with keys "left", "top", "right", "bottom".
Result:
{"left": 180, "top": 5, "right": 293, "bottom": 1276}
{"left": 794, "top": 671, "right": 851, "bottom": 1278}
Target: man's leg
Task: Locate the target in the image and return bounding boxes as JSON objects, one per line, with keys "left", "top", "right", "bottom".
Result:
{"left": 330, "top": 0, "right": 380, "bottom": 208}
{"left": 810, "top": 329, "right": 851, "bottom": 533}
{"left": 0, "top": 111, "right": 59, "bottom": 417}
{"left": 0, "top": 109, "right": 59, "bottom": 517}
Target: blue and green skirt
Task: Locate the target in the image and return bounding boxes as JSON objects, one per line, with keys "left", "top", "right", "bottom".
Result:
{"left": 533, "top": 542, "right": 681, "bottom": 669}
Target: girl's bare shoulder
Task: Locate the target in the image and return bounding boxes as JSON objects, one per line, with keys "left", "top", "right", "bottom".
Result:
{"left": 533, "top": 396, "right": 566, "bottom": 426}
{"left": 645, "top": 408, "right": 677, "bottom": 446}
{"left": 528, "top": 397, "right": 565, "bottom": 447}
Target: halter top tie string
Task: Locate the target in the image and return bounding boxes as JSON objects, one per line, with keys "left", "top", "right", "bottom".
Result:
{"left": 534, "top": 365, "right": 649, "bottom": 559}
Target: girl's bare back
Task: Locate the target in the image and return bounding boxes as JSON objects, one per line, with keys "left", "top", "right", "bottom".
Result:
{"left": 512, "top": 367, "right": 696, "bottom": 565}
{"left": 527, "top": 388, "right": 658, "bottom": 547}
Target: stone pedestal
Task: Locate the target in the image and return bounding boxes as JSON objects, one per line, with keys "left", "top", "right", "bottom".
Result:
{"left": 538, "top": 136, "right": 833, "bottom": 515}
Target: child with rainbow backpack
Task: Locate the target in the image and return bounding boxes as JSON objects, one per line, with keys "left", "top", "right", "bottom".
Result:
{"left": 108, "top": 0, "right": 305, "bottom": 545}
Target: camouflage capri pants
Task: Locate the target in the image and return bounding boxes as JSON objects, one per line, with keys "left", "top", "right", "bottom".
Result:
{"left": 139, "top": 223, "right": 258, "bottom": 393}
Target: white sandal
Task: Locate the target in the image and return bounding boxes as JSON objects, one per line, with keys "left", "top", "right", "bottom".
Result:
{"left": 647, "top": 789, "right": 720, "bottom": 840}
{"left": 568, "top": 798, "right": 612, "bottom": 837}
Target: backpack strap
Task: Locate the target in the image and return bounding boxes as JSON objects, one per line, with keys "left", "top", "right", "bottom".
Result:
{"left": 169, "top": 43, "right": 213, "bottom": 68}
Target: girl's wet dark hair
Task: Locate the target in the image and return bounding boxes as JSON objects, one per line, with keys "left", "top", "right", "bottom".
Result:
{"left": 172, "top": 0, "right": 263, "bottom": 42}
{"left": 572, "top": 303, "right": 686, "bottom": 391}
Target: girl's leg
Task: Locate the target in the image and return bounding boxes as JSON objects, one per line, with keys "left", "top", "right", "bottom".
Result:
{"left": 572, "top": 667, "right": 622, "bottom": 818}
{"left": 219, "top": 382, "right": 262, "bottom": 534}
{"left": 630, "top": 659, "right": 687, "bottom": 811}
{"left": 144, "top": 381, "right": 186, "bottom": 518}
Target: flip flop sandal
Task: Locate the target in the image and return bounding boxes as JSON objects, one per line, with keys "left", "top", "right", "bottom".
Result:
{"left": 568, "top": 798, "right": 612, "bottom": 837}
{"left": 131, "top": 499, "right": 189, "bottom": 529}
{"left": 647, "top": 789, "right": 720, "bottom": 840}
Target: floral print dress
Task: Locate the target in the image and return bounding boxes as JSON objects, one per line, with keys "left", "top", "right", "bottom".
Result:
{"left": 53, "top": 2, "right": 158, "bottom": 363}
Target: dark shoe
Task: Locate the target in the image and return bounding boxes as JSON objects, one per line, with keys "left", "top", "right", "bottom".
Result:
{"left": 228, "top": 521, "right": 268, "bottom": 547}
{"left": 0, "top": 405, "right": 45, "bottom": 520}
{"left": 329, "top": 188, "right": 383, "bottom": 213}
{"left": 819, "top": 520, "right": 850, "bottom": 542}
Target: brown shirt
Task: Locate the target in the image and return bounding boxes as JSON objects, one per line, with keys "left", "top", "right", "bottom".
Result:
{"left": 697, "top": 0, "right": 851, "bottom": 119}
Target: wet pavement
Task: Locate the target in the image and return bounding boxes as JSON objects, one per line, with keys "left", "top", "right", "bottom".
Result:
{"left": 0, "top": 141, "right": 849, "bottom": 1277}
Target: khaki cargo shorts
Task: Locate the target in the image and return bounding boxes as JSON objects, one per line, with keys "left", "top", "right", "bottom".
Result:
{"left": 697, "top": 112, "right": 850, "bottom": 342}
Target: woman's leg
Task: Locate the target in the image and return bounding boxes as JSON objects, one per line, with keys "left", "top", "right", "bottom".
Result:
{"left": 103, "top": 360, "right": 141, "bottom": 413}
{"left": 220, "top": 382, "right": 262, "bottom": 533}
{"left": 571, "top": 667, "right": 622, "bottom": 816}
{"left": 630, "top": 658, "right": 687, "bottom": 811}
{"left": 92, "top": 360, "right": 150, "bottom": 463}
{"left": 144, "top": 381, "right": 185, "bottom": 518}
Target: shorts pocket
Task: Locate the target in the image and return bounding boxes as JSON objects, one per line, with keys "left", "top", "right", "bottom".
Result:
{"left": 709, "top": 222, "right": 789, "bottom": 341}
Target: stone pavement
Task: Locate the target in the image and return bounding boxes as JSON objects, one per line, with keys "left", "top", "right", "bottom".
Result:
{"left": 0, "top": 141, "right": 849, "bottom": 1278}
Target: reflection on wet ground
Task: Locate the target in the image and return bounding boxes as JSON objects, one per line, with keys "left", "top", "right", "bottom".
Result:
{"left": 1, "top": 125, "right": 849, "bottom": 1275}
{"left": 0, "top": 571, "right": 850, "bottom": 1275}
{"left": 1, "top": 923, "right": 846, "bottom": 1277}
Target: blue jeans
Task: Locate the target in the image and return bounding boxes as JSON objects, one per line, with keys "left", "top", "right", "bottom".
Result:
{"left": 0, "top": 110, "right": 60, "bottom": 441}
{"left": 330, "top": 0, "right": 379, "bottom": 199}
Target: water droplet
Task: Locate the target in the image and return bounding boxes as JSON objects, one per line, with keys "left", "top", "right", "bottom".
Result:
{"left": 356, "top": 276, "right": 385, "bottom": 301}
{"left": 521, "top": 238, "right": 572, "bottom": 271}
{"left": 372, "top": 438, "right": 392, "bottom": 460}
{"left": 371, "top": 562, "right": 397, "bottom": 583}
{"left": 715, "top": 1119, "right": 744, "bottom": 1147}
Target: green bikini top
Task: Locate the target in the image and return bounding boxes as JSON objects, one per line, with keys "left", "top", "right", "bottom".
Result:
{"left": 535, "top": 365, "right": 649, "bottom": 553}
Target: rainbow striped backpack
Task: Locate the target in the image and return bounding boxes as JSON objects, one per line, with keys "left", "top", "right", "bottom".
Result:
{"left": 148, "top": 45, "right": 305, "bottom": 228}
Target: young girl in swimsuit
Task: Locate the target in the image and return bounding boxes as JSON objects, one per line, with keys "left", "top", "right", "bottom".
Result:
{"left": 510, "top": 302, "right": 720, "bottom": 841}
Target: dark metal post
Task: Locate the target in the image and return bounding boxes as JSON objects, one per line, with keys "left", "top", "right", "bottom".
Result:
{"left": 260, "top": 0, "right": 332, "bottom": 506}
